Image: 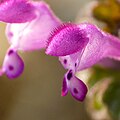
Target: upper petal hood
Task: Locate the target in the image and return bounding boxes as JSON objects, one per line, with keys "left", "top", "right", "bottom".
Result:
{"left": 0, "top": 0, "right": 36, "bottom": 23}
{"left": 46, "top": 23, "right": 89, "bottom": 56}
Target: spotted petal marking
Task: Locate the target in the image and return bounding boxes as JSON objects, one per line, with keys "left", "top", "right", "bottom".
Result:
{"left": 1, "top": 49, "right": 24, "bottom": 79}
{"left": 62, "top": 70, "right": 88, "bottom": 101}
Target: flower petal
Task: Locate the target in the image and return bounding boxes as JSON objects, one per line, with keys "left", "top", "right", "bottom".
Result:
{"left": 6, "top": 1, "right": 61, "bottom": 51}
{"left": 54, "top": 23, "right": 120, "bottom": 71}
{"left": 77, "top": 23, "right": 120, "bottom": 70}
{"left": 69, "top": 76, "right": 88, "bottom": 101}
{"left": 59, "top": 51, "right": 82, "bottom": 70}
{"left": 64, "top": 70, "right": 88, "bottom": 101}
{"left": 61, "top": 77, "right": 68, "bottom": 96}
{"left": 1, "top": 49, "right": 24, "bottom": 79}
{"left": 46, "top": 23, "right": 89, "bottom": 56}
{"left": 0, "top": 0, "right": 36, "bottom": 23}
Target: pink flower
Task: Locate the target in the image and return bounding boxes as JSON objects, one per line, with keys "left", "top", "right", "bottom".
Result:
{"left": 0, "top": 1, "right": 61, "bottom": 78}
{"left": 6, "top": 1, "right": 61, "bottom": 51}
{"left": 46, "top": 23, "right": 120, "bottom": 101}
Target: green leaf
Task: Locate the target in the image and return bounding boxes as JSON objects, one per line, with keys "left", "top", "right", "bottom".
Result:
{"left": 103, "top": 79, "right": 120, "bottom": 120}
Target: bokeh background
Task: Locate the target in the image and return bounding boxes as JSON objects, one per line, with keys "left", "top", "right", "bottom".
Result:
{"left": 0, "top": 0, "right": 91, "bottom": 120}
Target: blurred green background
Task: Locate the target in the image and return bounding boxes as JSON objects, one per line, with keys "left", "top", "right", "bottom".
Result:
{"left": 0, "top": 0, "right": 91, "bottom": 120}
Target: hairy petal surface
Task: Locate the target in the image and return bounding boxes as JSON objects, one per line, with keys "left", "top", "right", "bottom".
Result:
{"left": 6, "top": 1, "right": 61, "bottom": 51}
{"left": 0, "top": 0, "right": 37, "bottom": 23}
{"left": 46, "top": 24, "right": 89, "bottom": 56}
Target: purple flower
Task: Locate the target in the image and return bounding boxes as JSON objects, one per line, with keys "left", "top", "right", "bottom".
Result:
{"left": 6, "top": 1, "right": 61, "bottom": 51}
{"left": 46, "top": 23, "right": 120, "bottom": 101}
{"left": 0, "top": 1, "right": 61, "bottom": 79}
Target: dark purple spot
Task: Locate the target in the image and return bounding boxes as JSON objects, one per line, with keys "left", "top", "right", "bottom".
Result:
{"left": 8, "top": 50, "right": 14, "bottom": 55}
{"left": 75, "top": 63, "right": 77, "bottom": 67}
{"left": 9, "top": 65, "right": 14, "bottom": 71}
{"left": 67, "top": 70, "right": 72, "bottom": 80}
{"left": 73, "top": 88, "right": 78, "bottom": 94}
{"left": 62, "top": 77, "right": 67, "bottom": 93}
{"left": 63, "top": 59, "right": 67, "bottom": 64}
{"left": 8, "top": 32, "right": 13, "bottom": 37}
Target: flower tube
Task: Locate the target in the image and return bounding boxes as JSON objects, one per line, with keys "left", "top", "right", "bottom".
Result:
{"left": 6, "top": 1, "right": 61, "bottom": 51}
